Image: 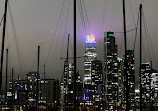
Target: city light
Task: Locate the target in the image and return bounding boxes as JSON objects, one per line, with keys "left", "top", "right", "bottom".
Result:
{"left": 135, "top": 89, "right": 140, "bottom": 93}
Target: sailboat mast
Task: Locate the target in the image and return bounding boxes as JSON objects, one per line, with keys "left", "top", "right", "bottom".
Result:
{"left": 0, "top": 0, "right": 8, "bottom": 92}
{"left": 139, "top": 4, "right": 142, "bottom": 111}
{"left": 36, "top": 46, "right": 40, "bottom": 111}
{"left": 73, "top": 0, "right": 77, "bottom": 110}
{"left": 66, "top": 34, "right": 70, "bottom": 63}
{"left": 12, "top": 68, "right": 14, "bottom": 100}
{"left": 43, "top": 65, "right": 46, "bottom": 106}
{"left": 122, "top": 0, "right": 129, "bottom": 110}
{"left": 5, "top": 48, "right": 8, "bottom": 102}
{"left": 66, "top": 34, "right": 70, "bottom": 104}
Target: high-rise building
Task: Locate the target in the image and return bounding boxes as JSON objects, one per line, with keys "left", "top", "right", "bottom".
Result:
{"left": 67, "top": 63, "right": 74, "bottom": 105}
{"left": 104, "top": 32, "right": 119, "bottom": 109}
{"left": 91, "top": 60, "right": 103, "bottom": 109}
{"left": 60, "top": 62, "right": 82, "bottom": 110}
{"left": 60, "top": 62, "right": 74, "bottom": 103}
{"left": 151, "top": 69, "right": 158, "bottom": 102}
{"left": 60, "top": 62, "right": 82, "bottom": 103}
{"left": 83, "top": 35, "right": 97, "bottom": 106}
{"left": 84, "top": 35, "right": 97, "bottom": 84}
{"left": 117, "top": 57, "right": 124, "bottom": 107}
{"left": 126, "top": 50, "right": 135, "bottom": 108}
{"left": 118, "top": 50, "right": 135, "bottom": 109}
{"left": 141, "top": 63, "right": 152, "bottom": 109}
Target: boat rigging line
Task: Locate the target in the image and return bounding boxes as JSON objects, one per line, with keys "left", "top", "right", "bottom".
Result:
{"left": 142, "top": 8, "right": 158, "bottom": 68}
{"left": 134, "top": 11, "right": 140, "bottom": 51}
{"left": 0, "top": 0, "right": 8, "bottom": 92}
{"left": 45, "top": 0, "right": 66, "bottom": 66}
{"left": 0, "top": 14, "right": 4, "bottom": 26}
{"left": 8, "top": 2, "right": 25, "bottom": 75}
{"left": 60, "top": 0, "right": 71, "bottom": 59}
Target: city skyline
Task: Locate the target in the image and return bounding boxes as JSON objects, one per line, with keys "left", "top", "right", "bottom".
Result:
{"left": 0, "top": 0, "right": 158, "bottom": 83}
{"left": 0, "top": 0, "right": 158, "bottom": 110}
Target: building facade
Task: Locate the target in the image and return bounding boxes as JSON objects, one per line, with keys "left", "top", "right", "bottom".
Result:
{"left": 104, "top": 32, "right": 119, "bottom": 110}
{"left": 91, "top": 60, "right": 103, "bottom": 110}
{"left": 83, "top": 35, "right": 97, "bottom": 106}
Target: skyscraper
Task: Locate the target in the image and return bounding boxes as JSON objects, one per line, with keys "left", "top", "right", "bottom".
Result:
{"left": 91, "top": 60, "right": 103, "bottom": 109}
{"left": 104, "top": 32, "right": 119, "bottom": 110}
{"left": 60, "top": 62, "right": 74, "bottom": 104}
{"left": 118, "top": 50, "right": 135, "bottom": 110}
{"left": 151, "top": 70, "right": 158, "bottom": 102}
{"left": 141, "top": 62, "right": 152, "bottom": 109}
{"left": 60, "top": 62, "right": 82, "bottom": 110}
{"left": 125, "top": 50, "right": 135, "bottom": 109}
{"left": 84, "top": 35, "right": 97, "bottom": 84}
{"left": 83, "top": 35, "right": 97, "bottom": 106}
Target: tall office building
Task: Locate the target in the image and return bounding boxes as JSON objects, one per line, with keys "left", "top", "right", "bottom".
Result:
{"left": 118, "top": 50, "right": 135, "bottom": 109}
{"left": 104, "top": 32, "right": 119, "bottom": 109}
{"left": 125, "top": 50, "right": 135, "bottom": 109}
{"left": 60, "top": 62, "right": 82, "bottom": 111}
{"left": 61, "top": 62, "right": 82, "bottom": 104}
{"left": 84, "top": 35, "right": 97, "bottom": 84}
{"left": 151, "top": 70, "right": 158, "bottom": 102}
{"left": 91, "top": 60, "right": 103, "bottom": 109}
{"left": 141, "top": 63, "right": 152, "bottom": 109}
{"left": 60, "top": 62, "right": 74, "bottom": 103}
{"left": 83, "top": 35, "right": 97, "bottom": 106}
{"left": 67, "top": 63, "right": 74, "bottom": 105}
{"left": 117, "top": 57, "right": 124, "bottom": 107}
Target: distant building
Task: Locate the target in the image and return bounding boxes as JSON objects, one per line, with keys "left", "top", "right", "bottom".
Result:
{"left": 141, "top": 63, "right": 152, "bottom": 109}
{"left": 123, "top": 50, "right": 135, "bottom": 108}
{"left": 83, "top": 35, "right": 97, "bottom": 106}
{"left": 117, "top": 57, "right": 124, "bottom": 107}
{"left": 13, "top": 72, "right": 39, "bottom": 108}
{"left": 91, "top": 60, "right": 103, "bottom": 109}
{"left": 60, "top": 62, "right": 82, "bottom": 106}
{"left": 14, "top": 80, "right": 29, "bottom": 105}
{"left": 40, "top": 79, "right": 60, "bottom": 104}
{"left": 60, "top": 62, "right": 74, "bottom": 103}
{"left": 104, "top": 32, "right": 119, "bottom": 109}
{"left": 151, "top": 69, "right": 158, "bottom": 102}
{"left": 84, "top": 35, "right": 97, "bottom": 84}
{"left": 26, "top": 72, "right": 39, "bottom": 103}
{"left": 14, "top": 72, "right": 60, "bottom": 110}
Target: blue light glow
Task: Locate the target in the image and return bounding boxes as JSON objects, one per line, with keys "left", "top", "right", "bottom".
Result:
{"left": 86, "top": 89, "right": 90, "bottom": 93}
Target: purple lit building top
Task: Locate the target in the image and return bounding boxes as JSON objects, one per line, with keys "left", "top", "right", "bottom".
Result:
{"left": 86, "top": 35, "right": 96, "bottom": 47}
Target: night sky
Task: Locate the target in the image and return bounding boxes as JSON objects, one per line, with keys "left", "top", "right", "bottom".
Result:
{"left": 0, "top": 0, "right": 158, "bottom": 89}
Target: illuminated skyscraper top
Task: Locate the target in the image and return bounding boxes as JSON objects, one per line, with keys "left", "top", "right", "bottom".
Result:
{"left": 86, "top": 35, "right": 96, "bottom": 47}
